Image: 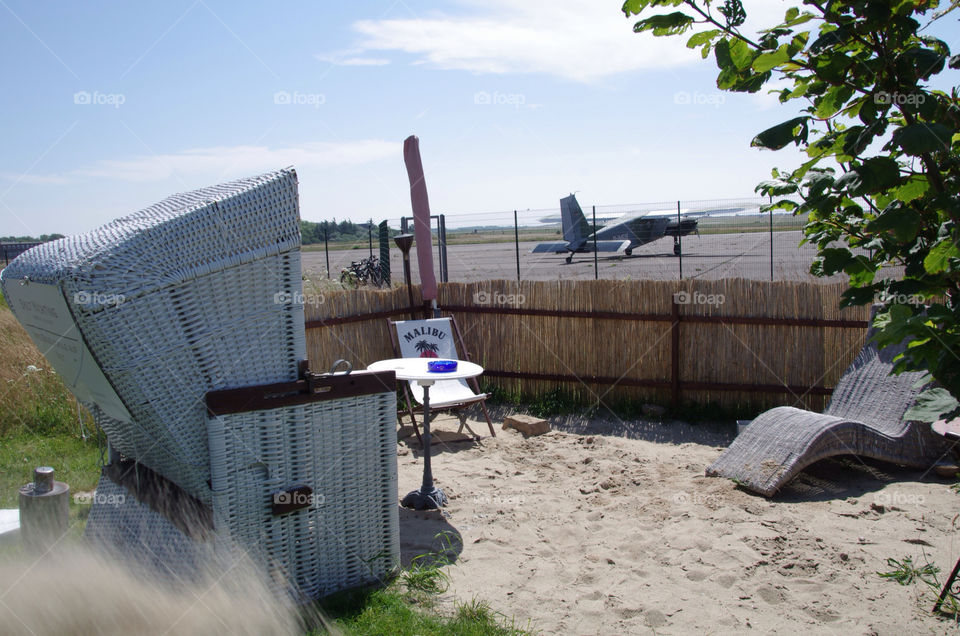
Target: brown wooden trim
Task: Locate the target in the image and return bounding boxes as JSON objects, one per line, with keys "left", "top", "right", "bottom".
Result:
{"left": 681, "top": 381, "right": 833, "bottom": 396}
{"left": 305, "top": 306, "right": 422, "bottom": 329}
{"left": 683, "top": 315, "right": 867, "bottom": 329}
{"left": 442, "top": 304, "right": 672, "bottom": 322}
{"left": 206, "top": 370, "right": 397, "bottom": 416}
{"left": 439, "top": 304, "right": 868, "bottom": 329}
{"left": 482, "top": 370, "right": 831, "bottom": 396}
{"left": 484, "top": 369, "right": 671, "bottom": 389}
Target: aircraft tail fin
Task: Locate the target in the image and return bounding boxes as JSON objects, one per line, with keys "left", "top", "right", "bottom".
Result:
{"left": 560, "top": 194, "right": 591, "bottom": 247}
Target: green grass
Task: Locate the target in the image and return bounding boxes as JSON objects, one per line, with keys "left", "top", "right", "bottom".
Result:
{"left": 317, "top": 587, "right": 530, "bottom": 635}
{"left": 0, "top": 432, "right": 102, "bottom": 509}
{"left": 316, "top": 550, "right": 533, "bottom": 636}
{"left": 878, "top": 555, "right": 960, "bottom": 618}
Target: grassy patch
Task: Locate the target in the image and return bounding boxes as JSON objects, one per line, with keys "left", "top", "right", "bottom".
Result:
{"left": 0, "top": 432, "right": 101, "bottom": 508}
{"left": 317, "top": 573, "right": 531, "bottom": 636}
{"left": 321, "top": 590, "right": 529, "bottom": 635}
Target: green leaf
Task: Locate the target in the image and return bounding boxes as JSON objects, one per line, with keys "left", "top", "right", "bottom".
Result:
{"left": 622, "top": 0, "right": 682, "bottom": 17}
{"left": 755, "top": 179, "right": 797, "bottom": 196}
{"left": 904, "top": 388, "right": 959, "bottom": 423}
{"left": 815, "top": 85, "right": 854, "bottom": 119}
{"left": 753, "top": 46, "right": 790, "bottom": 73}
{"left": 818, "top": 247, "right": 854, "bottom": 276}
{"left": 893, "top": 175, "right": 929, "bottom": 203}
{"left": 728, "top": 38, "right": 754, "bottom": 70}
{"left": 783, "top": 12, "right": 815, "bottom": 28}
{"left": 751, "top": 117, "right": 809, "bottom": 150}
{"left": 839, "top": 125, "right": 878, "bottom": 159}
{"left": 846, "top": 255, "right": 876, "bottom": 286}
{"left": 787, "top": 31, "right": 810, "bottom": 57}
{"left": 841, "top": 285, "right": 878, "bottom": 306}
{"left": 866, "top": 201, "right": 922, "bottom": 243}
{"left": 633, "top": 12, "right": 695, "bottom": 36}
{"left": 833, "top": 157, "right": 901, "bottom": 196}
{"left": 899, "top": 47, "right": 946, "bottom": 81}
{"left": 890, "top": 123, "right": 952, "bottom": 155}
{"left": 686, "top": 29, "right": 719, "bottom": 49}
{"left": 923, "top": 239, "right": 960, "bottom": 274}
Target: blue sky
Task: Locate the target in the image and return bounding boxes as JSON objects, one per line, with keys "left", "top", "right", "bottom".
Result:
{"left": 1, "top": 1, "right": 957, "bottom": 236}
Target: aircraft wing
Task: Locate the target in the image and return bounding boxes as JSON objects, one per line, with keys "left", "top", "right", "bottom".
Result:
{"left": 531, "top": 242, "right": 571, "bottom": 253}
{"left": 643, "top": 206, "right": 747, "bottom": 218}
{"left": 590, "top": 240, "right": 632, "bottom": 253}
{"left": 531, "top": 239, "right": 630, "bottom": 254}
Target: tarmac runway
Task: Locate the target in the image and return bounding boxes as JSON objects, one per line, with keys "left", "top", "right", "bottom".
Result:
{"left": 301, "top": 230, "right": 829, "bottom": 284}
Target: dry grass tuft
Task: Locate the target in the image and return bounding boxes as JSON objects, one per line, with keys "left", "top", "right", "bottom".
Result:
{"left": 0, "top": 304, "right": 91, "bottom": 437}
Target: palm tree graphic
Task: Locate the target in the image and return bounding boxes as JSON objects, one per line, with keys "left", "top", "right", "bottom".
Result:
{"left": 415, "top": 340, "right": 439, "bottom": 358}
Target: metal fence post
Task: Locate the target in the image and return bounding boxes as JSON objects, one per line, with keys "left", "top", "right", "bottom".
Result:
{"left": 438, "top": 214, "right": 448, "bottom": 283}
{"left": 514, "top": 210, "right": 521, "bottom": 282}
{"left": 324, "top": 223, "right": 330, "bottom": 279}
{"left": 593, "top": 205, "right": 598, "bottom": 280}
{"left": 677, "top": 201, "right": 683, "bottom": 280}
{"left": 378, "top": 221, "right": 390, "bottom": 285}
{"left": 769, "top": 195, "right": 774, "bottom": 281}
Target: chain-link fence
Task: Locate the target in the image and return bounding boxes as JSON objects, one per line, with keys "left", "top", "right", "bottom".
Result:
{"left": 301, "top": 197, "right": 846, "bottom": 284}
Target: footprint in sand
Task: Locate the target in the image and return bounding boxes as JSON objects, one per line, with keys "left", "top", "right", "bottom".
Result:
{"left": 684, "top": 568, "right": 710, "bottom": 582}
{"left": 756, "top": 583, "right": 787, "bottom": 605}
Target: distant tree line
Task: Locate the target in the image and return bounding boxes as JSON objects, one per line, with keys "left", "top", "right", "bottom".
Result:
{"left": 1, "top": 234, "right": 65, "bottom": 243}
{"left": 300, "top": 220, "right": 398, "bottom": 245}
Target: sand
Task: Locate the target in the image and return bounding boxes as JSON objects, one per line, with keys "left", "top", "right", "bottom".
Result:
{"left": 398, "top": 410, "right": 960, "bottom": 634}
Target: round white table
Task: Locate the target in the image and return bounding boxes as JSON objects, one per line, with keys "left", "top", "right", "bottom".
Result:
{"left": 368, "top": 358, "right": 483, "bottom": 509}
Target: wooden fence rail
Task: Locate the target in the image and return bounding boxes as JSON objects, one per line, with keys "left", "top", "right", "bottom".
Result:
{"left": 304, "top": 279, "right": 870, "bottom": 413}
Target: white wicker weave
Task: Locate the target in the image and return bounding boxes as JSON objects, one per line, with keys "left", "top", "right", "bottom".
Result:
{"left": 207, "top": 389, "right": 400, "bottom": 599}
{"left": 84, "top": 474, "right": 214, "bottom": 580}
{"left": 1, "top": 169, "right": 305, "bottom": 504}
{"left": 7, "top": 169, "right": 400, "bottom": 602}
{"left": 85, "top": 385, "right": 399, "bottom": 601}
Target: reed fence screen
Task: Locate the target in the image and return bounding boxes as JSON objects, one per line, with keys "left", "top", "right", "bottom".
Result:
{"left": 304, "top": 279, "right": 870, "bottom": 415}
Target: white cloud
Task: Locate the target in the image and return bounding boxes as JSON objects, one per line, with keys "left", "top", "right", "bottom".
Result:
{"left": 339, "top": 57, "right": 391, "bottom": 66}
{"left": 316, "top": 48, "right": 391, "bottom": 67}
{"left": 69, "top": 140, "right": 397, "bottom": 183}
{"left": 348, "top": 0, "right": 797, "bottom": 83}
{"left": 0, "top": 172, "right": 77, "bottom": 186}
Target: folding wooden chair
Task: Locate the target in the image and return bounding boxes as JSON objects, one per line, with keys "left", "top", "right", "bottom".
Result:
{"left": 387, "top": 316, "right": 496, "bottom": 442}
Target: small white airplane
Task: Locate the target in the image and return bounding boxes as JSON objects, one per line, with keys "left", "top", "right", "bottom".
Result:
{"left": 532, "top": 194, "right": 743, "bottom": 263}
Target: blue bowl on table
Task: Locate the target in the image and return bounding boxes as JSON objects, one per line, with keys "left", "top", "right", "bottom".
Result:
{"left": 427, "top": 360, "right": 457, "bottom": 373}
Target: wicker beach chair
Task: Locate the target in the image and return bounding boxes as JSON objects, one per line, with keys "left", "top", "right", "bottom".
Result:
{"left": 706, "top": 313, "right": 955, "bottom": 497}
{"left": 388, "top": 317, "right": 496, "bottom": 441}
{"left": 1, "top": 169, "right": 400, "bottom": 600}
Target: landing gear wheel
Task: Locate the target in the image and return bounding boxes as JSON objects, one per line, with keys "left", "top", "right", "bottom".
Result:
{"left": 624, "top": 248, "right": 632, "bottom": 257}
{"left": 565, "top": 254, "right": 573, "bottom": 264}
{"left": 673, "top": 241, "right": 681, "bottom": 256}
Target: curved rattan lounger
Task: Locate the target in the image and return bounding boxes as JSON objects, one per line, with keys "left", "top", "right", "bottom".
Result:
{"left": 706, "top": 317, "right": 955, "bottom": 497}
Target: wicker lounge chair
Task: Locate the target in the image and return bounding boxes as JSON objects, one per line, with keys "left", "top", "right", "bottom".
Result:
{"left": 1, "top": 169, "right": 399, "bottom": 600}
{"left": 388, "top": 317, "right": 496, "bottom": 441}
{"left": 706, "top": 314, "right": 955, "bottom": 497}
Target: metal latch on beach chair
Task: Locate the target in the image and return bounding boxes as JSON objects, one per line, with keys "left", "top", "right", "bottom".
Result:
{"left": 302, "top": 359, "right": 353, "bottom": 394}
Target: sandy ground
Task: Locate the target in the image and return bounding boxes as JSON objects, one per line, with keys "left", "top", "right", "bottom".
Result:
{"left": 397, "top": 410, "right": 960, "bottom": 635}
{"left": 302, "top": 231, "right": 828, "bottom": 283}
